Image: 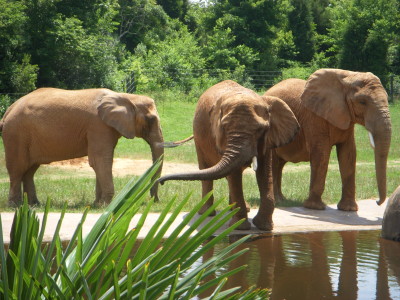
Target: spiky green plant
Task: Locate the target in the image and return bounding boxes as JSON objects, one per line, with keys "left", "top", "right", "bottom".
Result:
{"left": 0, "top": 161, "right": 269, "bottom": 299}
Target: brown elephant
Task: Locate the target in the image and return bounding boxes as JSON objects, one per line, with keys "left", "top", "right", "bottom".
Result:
{"left": 265, "top": 69, "right": 392, "bottom": 211}
{"left": 1, "top": 88, "right": 164, "bottom": 207}
{"left": 159, "top": 80, "right": 299, "bottom": 230}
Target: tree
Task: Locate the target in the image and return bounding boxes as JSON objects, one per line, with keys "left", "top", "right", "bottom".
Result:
{"left": 0, "top": 0, "right": 37, "bottom": 93}
{"left": 21, "top": 0, "right": 131, "bottom": 90}
{"left": 192, "top": 0, "right": 291, "bottom": 71}
{"left": 131, "top": 22, "right": 207, "bottom": 92}
{"left": 288, "top": 0, "right": 315, "bottom": 63}
{"left": 329, "top": 0, "right": 398, "bottom": 82}
{"left": 118, "top": 0, "right": 169, "bottom": 52}
{"left": 157, "top": 0, "right": 188, "bottom": 20}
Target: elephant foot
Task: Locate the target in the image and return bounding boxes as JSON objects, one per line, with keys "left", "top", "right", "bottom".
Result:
{"left": 337, "top": 200, "right": 358, "bottom": 211}
{"left": 304, "top": 198, "right": 326, "bottom": 210}
{"left": 229, "top": 217, "right": 251, "bottom": 230}
{"left": 9, "top": 199, "right": 21, "bottom": 208}
{"left": 29, "top": 197, "right": 40, "bottom": 207}
{"left": 252, "top": 214, "right": 273, "bottom": 231}
{"left": 274, "top": 192, "right": 285, "bottom": 203}
{"left": 93, "top": 200, "right": 108, "bottom": 208}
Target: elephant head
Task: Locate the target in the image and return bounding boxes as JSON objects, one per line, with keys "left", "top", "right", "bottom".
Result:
{"left": 159, "top": 85, "right": 299, "bottom": 183}
{"left": 301, "top": 69, "right": 391, "bottom": 205}
{"left": 97, "top": 92, "right": 164, "bottom": 200}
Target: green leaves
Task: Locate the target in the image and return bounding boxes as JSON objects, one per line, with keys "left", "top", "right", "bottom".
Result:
{"left": 0, "top": 160, "right": 269, "bottom": 299}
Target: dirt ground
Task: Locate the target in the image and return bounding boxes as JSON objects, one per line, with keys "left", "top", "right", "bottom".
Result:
{"left": 49, "top": 157, "right": 200, "bottom": 177}
{"left": 49, "top": 156, "right": 315, "bottom": 177}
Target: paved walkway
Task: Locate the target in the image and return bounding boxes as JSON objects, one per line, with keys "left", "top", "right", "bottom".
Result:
{"left": 1, "top": 199, "right": 387, "bottom": 244}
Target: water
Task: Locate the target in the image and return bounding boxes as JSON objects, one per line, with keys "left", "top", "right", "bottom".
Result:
{"left": 205, "top": 231, "right": 400, "bottom": 299}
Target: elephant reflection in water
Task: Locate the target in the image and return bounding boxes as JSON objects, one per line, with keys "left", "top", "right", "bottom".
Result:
{"left": 201, "top": 231, "right": 400, "bottom": 300}
{"left": 378, "top": 238, "right": 400, "bottom": 298}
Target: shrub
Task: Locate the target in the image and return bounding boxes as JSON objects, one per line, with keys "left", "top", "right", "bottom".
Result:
{"left": 0, "top": 161, "right": 269, "bottom": 299}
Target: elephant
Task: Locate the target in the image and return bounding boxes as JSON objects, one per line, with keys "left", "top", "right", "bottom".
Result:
{"left": 158, "top": 80, "right": 299, "bottom": 230}
{"left": 264, "top": 69, "right": 392, "bottom": 211}
{"left": 0, "top": 88, "right": 164, "bottom": 207}
{"left": 381, "top": 185, "right": 400, "bottom": 242}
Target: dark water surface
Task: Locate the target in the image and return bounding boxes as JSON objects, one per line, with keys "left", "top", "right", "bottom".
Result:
{"left": 204, "top": 230, "right": 400, "bottom": 299}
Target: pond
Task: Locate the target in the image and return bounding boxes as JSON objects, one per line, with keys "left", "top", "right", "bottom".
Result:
{"left": 202, "top": 230, "right": 400, "bottom": 299}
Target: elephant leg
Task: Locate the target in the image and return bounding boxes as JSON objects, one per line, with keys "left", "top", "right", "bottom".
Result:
{"left": 305, "top": 143, "right": 331, "bottom": 210}
{"left": 272, "top": 150, "right": 287, "bottom": 203}
{"left": 89, "top": 151, "right": 115, "bottom": 206}
{"left": 8, "top": 175, "right": 23, "bottom": 207}
{"left": 22, "top": 164, "right": 40, "bottom": 206}
{"left": 253, "top": 152, "right": 274, "bottom": 231}
{"left": 7, "top": 160, "right": 27, "bottom": 206}
{"left": 336, "top": 139, "right": 358, "bottom": 211}
{"left": 227, "top": 170, "right": 251, "bottom": 230}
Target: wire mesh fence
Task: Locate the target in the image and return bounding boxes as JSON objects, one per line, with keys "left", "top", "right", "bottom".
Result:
{"left": 125, "top": 68, "right": 400, "bottom": 102}
{"left": 1, "top": 71, "right": 399, "bottom": 119}
{"left": 124, "top": 68, "right": 283, "bottom": 94}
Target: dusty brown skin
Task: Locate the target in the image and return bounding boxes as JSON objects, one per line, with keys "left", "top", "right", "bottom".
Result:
{"left": 1, "top": 88, "right": 164, "bottom": 206}
{"left": 159, "top": 80, "right": 299, "bottom": 230}
{"left": 265, "top": 69, "right": 391, "bottom": 211}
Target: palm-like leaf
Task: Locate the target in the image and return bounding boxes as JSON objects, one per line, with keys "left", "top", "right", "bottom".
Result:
{"left": 0, "top": 160, "right": 269, "bottom": 299}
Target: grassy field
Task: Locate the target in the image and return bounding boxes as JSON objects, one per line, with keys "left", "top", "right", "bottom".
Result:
{"left": 0, "top": 98, "right": 399, "bottom": 213}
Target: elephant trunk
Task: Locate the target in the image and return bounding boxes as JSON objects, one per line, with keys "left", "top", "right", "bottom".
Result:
{"left": 145, "top": 126, "right": 164, "bottom": 201}
{"left": 368, "top": 113, "right": 391, "bottom": 206}
{"left": 158, "top": 136, "right": 252, "bottom": 184}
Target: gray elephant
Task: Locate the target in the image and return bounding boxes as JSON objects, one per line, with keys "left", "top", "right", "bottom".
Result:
{"left": 159, "top": 80, "right": 299, "bottom": 231}
{"left": 1, "top": 88, "right": 164, "bottom": 207}
{"left": 382, "top": 185, "right": 400, "bottom": 242}
{"left": 265, "top": 69, "right": 392, "bottom": 211}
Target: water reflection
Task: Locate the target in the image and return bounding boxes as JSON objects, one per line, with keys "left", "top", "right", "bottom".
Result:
{"left": 205, "top": 231, "right": 400, "bottom": 300}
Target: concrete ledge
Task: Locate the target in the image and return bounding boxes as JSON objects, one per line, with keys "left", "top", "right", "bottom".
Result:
{"left": 0, "top": 199, "right": 387, "bottom": 244}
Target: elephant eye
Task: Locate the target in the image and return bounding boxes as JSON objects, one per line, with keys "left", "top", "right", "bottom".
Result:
{"left": 359, "top": 99, "right": 367, "bottom": 105}
{"left": 146, "top": 114, "right": 156, "bottom": 123}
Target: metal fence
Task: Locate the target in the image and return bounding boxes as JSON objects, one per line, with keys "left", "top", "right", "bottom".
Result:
{"left": 388, "top": 74, "right": 400, "bottom": 102}
{"left": 125, "top": 68, "right": 400, "bottom": 102}
{"left": 125, "top": 69, "right": 283, "bottom": 94}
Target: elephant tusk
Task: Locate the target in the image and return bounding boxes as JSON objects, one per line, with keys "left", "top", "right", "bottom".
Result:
{"left": 368, "top": 131, "right": 375, "bottom": 149}
{"left": 252, "top": 156, "right": 258, "bottom": 171}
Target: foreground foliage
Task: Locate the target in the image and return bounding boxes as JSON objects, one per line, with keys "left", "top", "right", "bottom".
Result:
{"left": 0, "top": 161, "right": 269, "bottom": 299}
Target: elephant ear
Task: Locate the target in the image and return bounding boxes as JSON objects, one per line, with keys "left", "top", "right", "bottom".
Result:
{"left": 264, "top": 96, "right": 300, "bottom": 149}
{"left": 301, "top": 68, "right": 357, "bottom": 130}
{"left": 97, "top": 93, "right": 137, "bottom": 138}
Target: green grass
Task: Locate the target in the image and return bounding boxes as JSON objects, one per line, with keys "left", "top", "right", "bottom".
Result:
{"left": 0, "top": 100, "right": 399, "bottom": 212}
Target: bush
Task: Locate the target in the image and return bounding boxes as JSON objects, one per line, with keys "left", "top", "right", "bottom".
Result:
{"left": 0, "top": 161, "right": 269, "bottom": 299}
{"left": 0, "top": 95, "right": 13, "bottom": 119}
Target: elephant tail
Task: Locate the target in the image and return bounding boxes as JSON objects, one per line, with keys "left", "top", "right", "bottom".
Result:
{"left": 162, "top": 135, "right": 194, "bottom": 148}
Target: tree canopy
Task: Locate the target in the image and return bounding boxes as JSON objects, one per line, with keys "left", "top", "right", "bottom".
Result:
{"left": 0, "top": 0, "right": 398, "bottom": 94}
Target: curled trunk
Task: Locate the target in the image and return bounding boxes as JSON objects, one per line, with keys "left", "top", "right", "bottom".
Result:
{"left": 159, "top": 136, "right": 251, "bottom": 184}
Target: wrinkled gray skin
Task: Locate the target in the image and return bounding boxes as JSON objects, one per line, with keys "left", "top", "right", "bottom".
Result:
{"left": 382, "top": 185, "right": 400, "bottom": 242}
{"left": 159, "top": 80, "right": 299, "bottom": 231}
{"left": 1, "top": 88, "right": 164, "bottom": 207}
{"left": 265, "top": 69, "right": 391, "bottom": 211}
